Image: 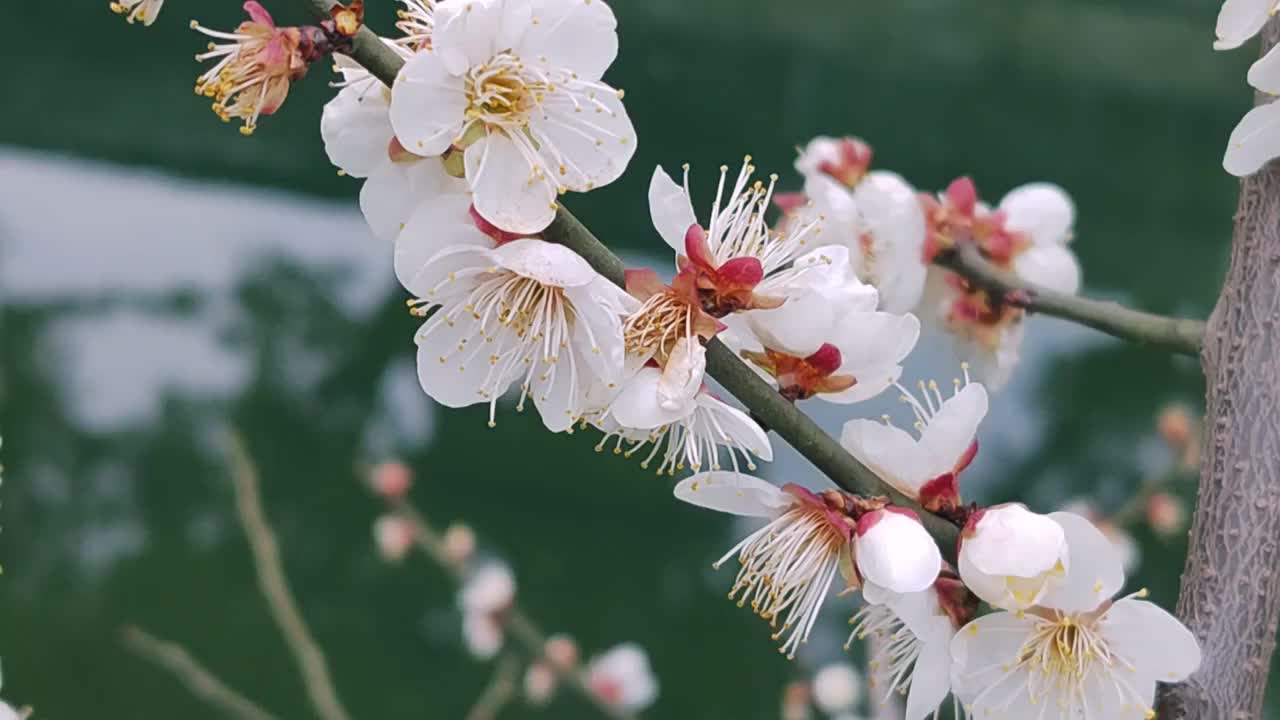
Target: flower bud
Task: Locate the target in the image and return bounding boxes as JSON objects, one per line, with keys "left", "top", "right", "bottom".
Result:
{"left": 544, "top": 633, "right": 580, "bottom": 670}
{"left": 1157, "top": 404, "right": 1194, "bottom": 452}
{"left": 957, "top": 504, "right": 1067, "bottom": 610}
{"left": 373, "top": 515, "right": 413, "bottom": 562}
{"left": 781, "top": 681, "right": 812, "bottom": 720}
{"left": 811, "top": 663, "right": 862, "bottom": 714}
{"left": 1146, "top": 492, "right": 1187, "bottom": 537}
{"left": 523, "top": 662, "right": 557, "bottom": 705}
{"left": 370, "top": 461, "right": 412, "bottom": 498}
{"left": 854, "top": 507, "right": 942, "bottom": 594}
{"left": 442, "top": 522, "right": 477, "bottom": 565}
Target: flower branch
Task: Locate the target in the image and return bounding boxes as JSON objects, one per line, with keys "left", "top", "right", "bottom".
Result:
{"left": 303, "top": 0, "right": 962, "bottom": 559}
{"left": 933, "top": 241, "right": 1205, "bottom": 356}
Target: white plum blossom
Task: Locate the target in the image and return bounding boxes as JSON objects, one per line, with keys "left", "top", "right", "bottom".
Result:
{"left": 850, "top": 583, "right": 960, "bottom": 720}
{"left": 463, "top": 611, "right": 505, "bottom": 658}
{"left": 585, "top": 644, "right": 659, "bottom": 713}
{"left": 459, "top": 561, "right": 516, "bottom": 659}
{"left": 841, "top": 367, "right": 987, "bottom": 507}
{"left": 811, "top": 663, "right": 863, "bottom": 715}
{"left": 951, "top": 516, "right": 1200, "bottom": 719}
{"left": 110, "top": 0, "right": 164, "bottom": 25}
{"left": 792, "top": 137, "right": 928, "bottom": 313}
{"left": 397, "top": 206, "right": 633, "bottom": 430}
{"left": 957, "top": 504, "right": 1069, "bottom": 611}
{"left": 997, "top": 183, "right": 1081, "bottom": 295}
{"left": 674, "top": 473, "right": 939, "bottom": 658}
{"left": 389, "top": 0, "right": 636, "bottom": 234}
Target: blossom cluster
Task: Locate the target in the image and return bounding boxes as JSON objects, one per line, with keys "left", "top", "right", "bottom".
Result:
{"left": 127, "top": 0, "right": 1205, "bottom": 716}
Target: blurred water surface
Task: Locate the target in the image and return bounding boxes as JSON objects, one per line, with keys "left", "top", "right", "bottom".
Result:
{"left": 0, "top": 0, "right": 1250, "bottom": 717}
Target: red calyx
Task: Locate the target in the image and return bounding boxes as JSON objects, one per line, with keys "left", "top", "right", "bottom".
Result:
{"left": 934, "top": 572, "right": 980, "bottom": 628}
{"left": 750, "top": 344, "right": 857, "bottom": 402}
{"left": 470, "top": 205, "right": 533, "bottom": 246}
{"left": 677, "top": 223, "right": 780, "bottom": 317}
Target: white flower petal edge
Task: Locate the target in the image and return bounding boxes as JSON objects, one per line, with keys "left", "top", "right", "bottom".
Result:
{"left": 1224, "top": 99, "right": 1280, "bottom": 177}
{"left": 673, "top": 471, "right": 791, "bottom": 518}
{"left": 648, "top": 165, "right": 698, "bottom": 254}
{"left": 852, "top": 587, "right": 956, "bottom": 720}
{"left": 853, "top": 171, "right": 928, "bottom": 313}
{"left": 855, "top": 510, "right": 942, "bottom": 594}
{"left": 1037, "top": 511, "right": 1125, "bottom": 613}
{"left": 1215, "top": 0, "right": 1273, "bottom": 50}
{"left": 958, "top": 504, "right": 1068, "bottom": 611}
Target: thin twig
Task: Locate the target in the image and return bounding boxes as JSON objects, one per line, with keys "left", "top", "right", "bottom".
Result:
{"left": 121, "top": 625, "right": 280, "bottom": 720}
{"left": 386, "top": 496, "right": 633, "bottom": 720}
{"left": 225, "top": 433, "right": 353, "bottom": 720}
{"left": 933, "top": 243, "right": 1205, "bottom": 356}
{"left": 464, "top": 654, "right": 522, "bottom": 720}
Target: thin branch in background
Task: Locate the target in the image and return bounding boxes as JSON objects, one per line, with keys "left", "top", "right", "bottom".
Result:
{"left": 933, "top": 242, "right": 1206, "bottom": 356}
{"left": 225, "top": 432, "right": 353, "bottom": 720}
{"left": 464, "top": 654, "right": 522, "bottom": 720}
{"left": 121, "top": 625, "right": 280, "bottom": 720}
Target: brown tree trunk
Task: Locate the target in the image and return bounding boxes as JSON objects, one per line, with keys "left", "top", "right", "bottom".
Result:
{"left": 1158, "top": 20, "right": 1280, "bottom": 719}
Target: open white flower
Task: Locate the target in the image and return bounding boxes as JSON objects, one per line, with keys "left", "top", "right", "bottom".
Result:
{"left": 674, "top": 473, "right": 938, "bottom": 658}
{"left": 585, "top": 643, "right": 659, "bottom": 713}
{"left": 850, "top": 583, "right": 960, "bottom": 720}
{"left": 110, "top": 0, "right": 163, "bottom": 25}
{"left": 389, "top": 0, "right": 635, "bottom": 234}
{"left": 399, "top": 235, "right": 631, "bottom": 432}
{"left": 596, "top": 373, "right": 772, "bottom": 475}
{"left": 918, "top": 268, "right": 1026, "bottom": 391}
{"left": 841, "top": 367, "right": 986, "bottom": 508}
{"left": 951, "top": 517, "right": 1199, "bottom": 719}
{"left": 997, "top": 183, "right": 1080, "bottom": 295}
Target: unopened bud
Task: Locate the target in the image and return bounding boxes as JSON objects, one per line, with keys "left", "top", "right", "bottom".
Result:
{"left": 781, "top": 680, "right": 812, "bottom": 720}
{"left": 544, "top": 633, "right": 580, "bottom": 670}
{"left": 371, "top": 461, "right": 412, "bottom": 498}
{"left": 442, "top": 522, "right": 476, "bottom": 565}
{"left": 1157, "top": 405, "right": 1194, "bottom": 452}
{"left": 812, "top": 663, "right": 862, "bottom": 714}
{"left": 1146, "top": 492, "right": 1186, "bottom": 537}
{"left": 373, "top": 515, "right": 414, "bottom": 562}
{"left": 523, "top": 662, "right": 557, "bottom": 705}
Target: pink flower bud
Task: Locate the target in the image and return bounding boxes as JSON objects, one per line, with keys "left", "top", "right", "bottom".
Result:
{"left": 523, "top": 662, "right": 557, "bottom": 705}
{"left": 442, "top": 522, "right": 476, "bottom": 565}
{"left": 1157, "top": 405, "right": 1194, "bottom": 451}
{"left": 371, "top": 461, "right": 412, "bottom": 498}
{"left": 373, "top": 515, "right": 413, "bottom": 562}
{"left": 544, "top": 633, "right": 580, "bottom": 670}
{"left": 1146, "top": 492, "right": 1187, "bottom": 537}
{"left": 781, "top": 680, "right": 812, "bottom": 720}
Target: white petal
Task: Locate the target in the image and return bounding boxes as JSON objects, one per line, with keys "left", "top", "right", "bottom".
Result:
{"left": 1224, "top": 99, "right": 1280, "bottom": 177}
{"left": 530, "top": 340, "right": 587, "bottom": 432}
{"left": 432, "top": 0, "right": 524, "bottom": 74}
{"left": 529, "top": 80, "right": 637, "bottom": 193}
{"left": 745, "top": 289, "right": 835, "bottom": 357}
{"left": 840, "top": 419, "right": 927, "bottom": 495}
{"left": 1252, "top": 42, "right": 1280, "bottom": 95}
{"left": 389, "top": 52, "right": 468, "bottom": 157}
{"left": 963, "top": 505, "right": 1066, "bottom": 578}
{"left": 1215, "top": 0, "right": 1272, "bottom": 50}
{"left": 518, "top": 0, "right": 619, "bottom": 80}
{"left": 918, "top": 383, "right": 988, "bottom": 479}
{"left": 648, "top": 165, "right": 698, "bottom": 253}
{"left": 395, "top": 192, "right": 493, "bottom": 292}
{"left": 492, "top": 238, "right": 597, "bottom": 287}
{"left": 462, "top": 612, "right": 504, "bottom": 658}
{"left": 830, "top": 311, "right": 920, "bottom": 375}
{"left": 609, "top": 367, "right": 691, "bottom": 429}
{"left": 564, "top": 280, "right": 627, "bottom": 385}
{"left": 1013, "top": 243, "right": 1082, "bottom": 294}
{"left": 1102, "top": 599, "right": 1202, "bottom": 683}
{"left": 999, "top": 183, "right": 1075, "bottom": 246}
{"left": 416, "top": 312, "right": 519, "bottom": 407}
{"left": 673, "top": 472, "right": 789, "bottom": 517}
{"left": 321, "top": 83, "right": 393, "bottom": 178}
{"left": 1038, "top": 511, "right": 1126, "bottom": 613}
{"left": 695, "top": 393, "right": 774, "bottom": 462}
{"left": 950, "top": 611, "right": 1037, "bottom": 707}
{"left": 466, "top": 134, "right": 558, "bottom": 234}
{"left": 903, "top": 627, "right": 954, "bottom": 720}
{"left": 396, "top": 241, "right": 495, "bottom": 300}
{"left": 818, "top": 364, "right": 902, "bottom": 404}
{"left": 360, "top": 163, "right": 420, "bottom": 242}
{"left": 855, "top": 171, "right": 928, "bottom": 313}
{"left": 856, "top": 511, "right": 942, "bottom": 594}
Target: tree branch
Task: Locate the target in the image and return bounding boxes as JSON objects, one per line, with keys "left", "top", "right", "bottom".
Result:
{"left": 304, "top": 1, "right": 961, "bottom": 556}
{"left": 464, "top": 654, "right": 521, "bottom": 720}
{"left": 121, "top": 625, "right": 281, "bottom": 720}
{"left": 1157, "top": 20, "right": 1280, "bottom": 720}
{"left": 225, "top": 433, "right": 353, "bottom": 720}
{"left": 933, "top": 243, "right": 1205, "bottom": 356}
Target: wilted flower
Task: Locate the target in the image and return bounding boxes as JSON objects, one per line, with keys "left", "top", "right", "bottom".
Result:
{"left": 192, "top": 2, "right": 342, "bottom": 135}
{"left": 952, "top": 517, "right": 1200, "bottom": 719}
{"left": 841, "top": 366, "right": 986, "bottom": 513}
{"left": 373, "top": 514, "right": 415, "bottom": 562}
{"left": 585, "top": 644, "right": 659, "bottom": 713}
{"left": 811, "top": 663, "right": 862, "bottom": 715}
{"left": 674, "top": 473, "right": 940, "bottom": 658}
{"left": 110, "top": 0, "right": 164, "bottom": 25}
{"left": 389, "top": 0, "right": 636, "bottom": 233}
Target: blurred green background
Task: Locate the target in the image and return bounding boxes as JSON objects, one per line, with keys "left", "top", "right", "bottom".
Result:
{"left": 0, "top": 0, "right": 1250, "bottom": 717}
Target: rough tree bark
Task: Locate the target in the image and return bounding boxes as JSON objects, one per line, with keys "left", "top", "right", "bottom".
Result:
{"left": 1158, "top": 20, "right": 1280, "bottom": 720}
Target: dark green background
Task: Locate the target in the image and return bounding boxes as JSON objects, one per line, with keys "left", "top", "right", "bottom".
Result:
{"left": 0, "top": 0, "right": 1252, "bottom": 717}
